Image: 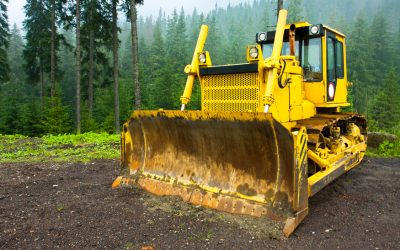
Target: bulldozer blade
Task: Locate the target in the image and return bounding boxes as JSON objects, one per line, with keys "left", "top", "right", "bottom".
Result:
{"left": 115, "top": 110, "right": 309, "bottom": 236}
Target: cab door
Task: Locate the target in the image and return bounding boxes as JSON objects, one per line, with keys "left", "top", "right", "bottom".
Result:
{"left": 326, "top": 32, "right": 347, "bottom": 103}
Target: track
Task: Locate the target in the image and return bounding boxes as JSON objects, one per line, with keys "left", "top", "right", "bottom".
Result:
{"left": 294, "top": 112, "right": 367, "bottom": 148}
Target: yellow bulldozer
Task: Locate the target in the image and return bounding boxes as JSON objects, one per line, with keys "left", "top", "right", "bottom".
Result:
{"left": 113, "top": 9, "right": 367, "bottom": 236}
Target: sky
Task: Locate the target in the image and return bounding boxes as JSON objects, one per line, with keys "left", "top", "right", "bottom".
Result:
{"left": 8, "top": 0, "right": 250, "bottom": 28}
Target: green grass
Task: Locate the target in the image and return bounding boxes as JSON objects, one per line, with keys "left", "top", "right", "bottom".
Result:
{"left": 0, "top": 132, "right": 119, "bottom": 163}
{"left": 1, "top": 132, "right": 398, "bottom": 163}
{"left": 366, "top": 139, "right": 400, "bottom": 158}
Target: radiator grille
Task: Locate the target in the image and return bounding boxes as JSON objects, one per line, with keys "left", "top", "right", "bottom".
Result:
{"left": 201, "top": 73, "right": 260, "bottom": 112}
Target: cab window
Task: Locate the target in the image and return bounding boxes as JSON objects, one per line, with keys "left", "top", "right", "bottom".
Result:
{"left": 262, "top": 43, "right": 273, "bottom": 58}
{"left": 262, "top": 37, "right": 322, "bottom": 82}
{"left": 262, "top": 41, "right": 299, "bottom": 58}
{"left": 327, "top": 37, "right": 336, "bottom": 81}
{"left": 301, "top": 38, "right": 322, "bottom": 82}
{"left": 336, "top": 41, "right": 344, "bottom": 78}
{"left": 282, "top": 41, "right": 299, "bottom": 57}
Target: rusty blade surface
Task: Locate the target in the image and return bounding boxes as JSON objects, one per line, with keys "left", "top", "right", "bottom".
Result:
{"left": 122, "top": 110, "right": 296, "bottom": 219}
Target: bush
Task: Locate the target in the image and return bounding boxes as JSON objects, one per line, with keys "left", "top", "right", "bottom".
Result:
{"left": 40, "top": 97, "right": 72, "bottom": 135}
{"left": 377, "top": 140, "right": 400, "bottom": 157}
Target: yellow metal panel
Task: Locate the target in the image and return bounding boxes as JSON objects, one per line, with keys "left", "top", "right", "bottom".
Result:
{"left": 304, "top": 81, "right": 325, "bottom": 104}
{"left": 289, "top": 74, "right": 303, "bottom": 106}
{"left": 269, "top": 82, "right": 290, "bottom": 122}
{"left": 301, "top": 100, "right": 316, "bottom": 118}
{"left": 288, "top": 72, "right": 304, "bottom": 121}
{"left": 289, "top": 106, "right": 303, "bottom": 121}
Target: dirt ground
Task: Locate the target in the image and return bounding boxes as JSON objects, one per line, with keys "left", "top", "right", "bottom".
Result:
{"left": 0, "top": 157, "right": 399, "bottom": 249}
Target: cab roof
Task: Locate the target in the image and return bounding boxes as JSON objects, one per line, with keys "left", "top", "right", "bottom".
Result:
{"left": 284, "top": 21, "right": 345, "bottom": 38}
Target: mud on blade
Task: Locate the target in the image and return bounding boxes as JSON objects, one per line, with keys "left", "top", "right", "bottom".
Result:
{"left": 115, "top": 110, "right": 309, "bottom": 236}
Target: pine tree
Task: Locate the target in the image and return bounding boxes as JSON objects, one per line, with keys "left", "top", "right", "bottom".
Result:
{"left": 396, "top": 19, "right": 400, "bottom": 71}
{"left": 224, "top": 19, "right": 243, "bottom": 64}
{"left": 188, "top": 8, "right": 200, "bottom": 41}
{"left": 121, "top": 0, "right": 144, "bottom": 110}
{"left": 20, "top": 98, "right": 44, "bottom": 136}
{"left": 23, "top": 0, "right": 52, "bottom": 106}
{"left": 260, "top": 0, "right": 270, "bottom": 31}
{"left": 2, "top": 96, "right": 21, "bottom": 134}
{"left": 80, "top": 0, "right": 113, "bottom": 117}
{"left": 148, "top": 17, "right": 168, "bottom": 109}
{"left": 120, "top": 31, "right": 132, "bottom": 79}
{"left": 7, "top": 24, "right": 24, "bottom": 81}
{"left": 138, "top": 35, "right": 152, "bottom": 109}
{"left": 204, "top": 14, "right": 222, "bottom": 65}
{"left": 164, "top": 9, "right": 189, "bottom": 109}
{"left": 0, "top": 0, "right": 10, "bottom": 83}
{"left": 368, "top": 11, "right": 390, "bottom": 85}
{"left": 159, "top": 10, "right": 180, "bottom": 109}
{"left": 347, "top": 11, "right": 372, "bottom": 114}
{"left": 50, "top": 0, "right": 56, "bottom": 97}
{"left": 76, "top": 0, "right": 81, "bottom": 133}
{"left": 49, "top": 0, "right": 72, "bottom": 98}
{"left": 112, "top": 0, "right": 120, "bottom": 133}
{"left": 40, "top": 96, "right": 72, "bottom": 135}
{"left": 277, "top": 0, "right": 283, "bottom": 20}
{"left": 287, "top": 0, "right": 304, "bottom": 23}
{"left": 92, "top": 86, "right": 113, "bottom": 131}
{"left": 368, "top": 68, "right": 400, "bottom": 131}
{"left": 118, "top": 79, "right": 133, "bottom": 122}
{"left": 130, "top": 0, "right": 143, "bottom": 110}
{"left": 56, "top": 30, "right": 77, "bottom": 107}
{"left": 80, "top": 101, "right": 98, "bottom": 132}
{"left": 0, "top": 83, "right": 24, "bottom": 134}
{"left": 23, "top": 0, "right": 70, "bottom": 103}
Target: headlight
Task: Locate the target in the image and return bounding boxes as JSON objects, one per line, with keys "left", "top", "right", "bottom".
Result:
{"left": 310, "top": 25, "right": 319, "bottom": 35}
{"left": 198, "top": 53, "right": 206, "bottom": 63}
{"left": 258, "top": 33, "right": 267, "bottom": 42}
{"left": 249, "top": 47, "right": 258, "bottom": 58}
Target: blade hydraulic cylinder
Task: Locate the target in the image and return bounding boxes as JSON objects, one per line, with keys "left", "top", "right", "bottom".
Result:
{"left": 263, "top": 9, "right": 288, "bottom": 113}
{"left": 180, "top": 25, "right": 209, "bottom": 110}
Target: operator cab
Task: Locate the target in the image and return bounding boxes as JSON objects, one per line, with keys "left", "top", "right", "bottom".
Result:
{"left": 256, "top": 23, "right": 348, "bottom": 105}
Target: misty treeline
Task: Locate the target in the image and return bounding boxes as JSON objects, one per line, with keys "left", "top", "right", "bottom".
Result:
{"left": 0, "top": 0, "right": 399, "bottom": 136}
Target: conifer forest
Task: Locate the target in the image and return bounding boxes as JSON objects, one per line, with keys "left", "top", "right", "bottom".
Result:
{"left": 0, "top": 0, "right": 399, "bottom": 136}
